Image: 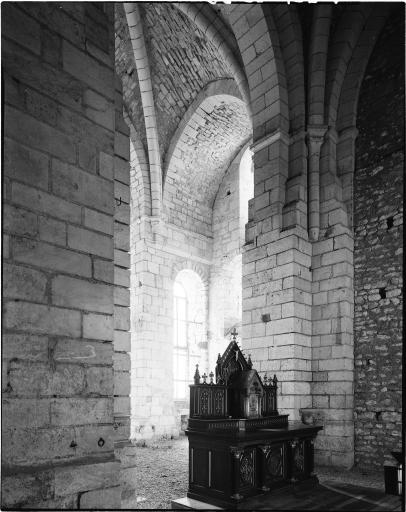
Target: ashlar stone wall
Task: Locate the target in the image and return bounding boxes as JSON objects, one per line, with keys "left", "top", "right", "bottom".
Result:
{"left": 129, "top": 113, "right": 249, "bottom": 437}
{"left": 129, "top": 217, "right": 212, "bottom": 439}
{"left": 2, "top": 3, "right": 123, "bottom": 508}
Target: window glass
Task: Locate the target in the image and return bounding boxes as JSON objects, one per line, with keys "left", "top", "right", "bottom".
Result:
{"left": 173, "top": 271, "right": 205, "bottom": 400}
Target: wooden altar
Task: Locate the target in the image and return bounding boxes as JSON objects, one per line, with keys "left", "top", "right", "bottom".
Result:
{"left": 184, "top": 336, "right": 323, "bottom": 509}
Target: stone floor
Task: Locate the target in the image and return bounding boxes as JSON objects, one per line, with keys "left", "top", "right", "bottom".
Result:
{"left": 119, "top": 436, "right": 402, "bottom": 510}
{"left": 172, "top": 483, "right": 402, "bottom": 511}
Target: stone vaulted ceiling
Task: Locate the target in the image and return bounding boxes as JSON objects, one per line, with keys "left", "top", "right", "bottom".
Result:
{"left": 142, "top": 3, "right": 235, "bottom": 160}
{"left": 172, "top": 96, "right": 251, "bottom": 207}
{"left": 115, "top": 2, "right": 252, "bottom": 208}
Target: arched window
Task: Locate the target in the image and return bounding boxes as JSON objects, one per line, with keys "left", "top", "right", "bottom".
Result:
{"left": 173, "top": 270, "right": 207, "bottom": 402}
{"left": 173, "top": 281, "right": 188, "bottom": 399}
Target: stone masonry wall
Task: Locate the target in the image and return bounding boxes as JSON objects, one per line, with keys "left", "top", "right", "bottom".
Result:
{"left": 113, "top": 75, "right": 132, "bottom": 445}
{"left": 2, "top": 3, "right": 120, "bottom": 508}
{"left": 129, "top": 125, "right": 213, "bottom": 439}
{"left": 353, "top": 12, "right": 404, "bottom": 470}
{"left": 210, "top": 147, "right": 246, "bottom": 367}
{"left": 130, "top": 216, "right": 212, "bottom": 440}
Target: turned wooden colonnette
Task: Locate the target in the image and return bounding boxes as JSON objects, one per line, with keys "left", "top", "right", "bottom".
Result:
{"left": 186, "top": 336, "right": 322, "bottom": 508}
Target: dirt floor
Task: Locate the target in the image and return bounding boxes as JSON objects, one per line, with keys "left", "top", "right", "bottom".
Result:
{"left": 119, "top": 435, "right": 390, "bottom": 510}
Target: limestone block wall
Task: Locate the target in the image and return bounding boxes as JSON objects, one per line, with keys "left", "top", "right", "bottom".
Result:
{"left": 310, "top": 186, "right": 355, "bottom": 468}
{"left": 210, "top": 148, "right": 245, "bottom": 366}
{"left": 113, "top": 76, "right": 132, "bottom": 445}
{"left": 242, "top": 135, "right": 313, "bottom": 422}
{"left": 353, "top": 12, "right": 403, "bottom": 469}
{"left": 2, "top": 3, "right": 120, "bottom": 508}
{"left": 242, "top": 135, "right": 355, "bottom": 467}
{"left": 130, "top": 206, "right": 212, "bottom": 439}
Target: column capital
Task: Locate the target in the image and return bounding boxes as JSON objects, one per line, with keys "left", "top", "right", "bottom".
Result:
{"left": 306, "top": 124, "right": 328, "bottom": 146}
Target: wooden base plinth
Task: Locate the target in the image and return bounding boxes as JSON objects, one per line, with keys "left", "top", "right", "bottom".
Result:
{"left": 171, "top": 497, "right": 223, "bottom": 509}
{"left": 185, "top": 477, "right": 319, "bottom": 509}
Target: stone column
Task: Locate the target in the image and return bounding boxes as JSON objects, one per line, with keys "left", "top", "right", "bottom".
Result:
{"left": 306, "top": 125, "right": 327, "bottom": 241}
{"left": 283, "top": 131, "right": 308, "bottom": 232}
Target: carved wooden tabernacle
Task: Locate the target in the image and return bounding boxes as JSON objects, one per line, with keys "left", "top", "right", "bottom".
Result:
{"left": 185, "top": 335, "right": 323, "bottom": 508}
{"left": 189, "top": 337, "right": 288, "bottom": 432}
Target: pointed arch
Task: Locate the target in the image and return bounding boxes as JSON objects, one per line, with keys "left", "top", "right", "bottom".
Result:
{"left": 124, "top": 3, "right": 162, "bottom": 222}
{"left": 126, "top": 115, "right": 152, "bottom": 219}
{"left": 163, "top": 79, "right": 245, "bottom": 188}
{"left": 269, "top": 3, "right": 306, "bottom": 135}
{"left": 336, "top": 5, "right": 392, "bottom": 133}
{"left": 308, "top": 4, "right": 333, "bottom": 126}
{"left": 230, "top": 4, "right": 289, "bottom": 139}
{"left": 325, "top": 4, "right": 373, "bottom": 127}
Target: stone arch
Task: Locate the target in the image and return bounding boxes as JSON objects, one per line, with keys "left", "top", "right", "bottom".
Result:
{"left": 325, "top": 4, "right": 373, "bottom": 128}
{"left": 124, "top": 3, "right": 162, "bottom": 221}
{"left": 336, "top": 6, "right": 392, "bottom": 134}
{"left": 126, "top": 115, "right": 152, "bottom": 219}
{"left": 163, "top": 79, "right": 244, "bottom": 187}
{"left": 229, "top": 4, "right": 291, "bottom": 231}
{"left": 266, "top": 4, "right": 308, "bottom": 231}
{"left": 308, "top": 4, "right": 333, "bottom": 126}
{"left": 269, "top": 3, "right": 305, "bottom": 135}
{"left": 230, "top": 4, "right": 289, "bottom": 138}
{"left": 171, "top": 260, "right": 210, "bottom": 290}
{"left": 162, "top": 89, "right": 251, "bottom": 236}
{"left": 334, "top": 5, "right": 392, "bottom": 225}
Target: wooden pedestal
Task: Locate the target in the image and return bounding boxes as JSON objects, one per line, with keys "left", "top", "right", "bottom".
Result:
{"left": 186, "top": 421, "right": 322, "bottom": 509}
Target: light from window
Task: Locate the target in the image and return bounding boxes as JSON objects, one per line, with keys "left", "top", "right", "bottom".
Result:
{"left": 173, "top": 271, "right": 206, "bottom": 401}
{"left": 174, "top": 282, "right": 188, "bottom": 399}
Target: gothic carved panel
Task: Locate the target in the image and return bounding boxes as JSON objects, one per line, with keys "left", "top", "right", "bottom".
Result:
{"left": 214, "top": 389, "right": 225, "bottom": 415}
{"left": 239, "top": 449, "right": 255, "bottom": 487}
{"left": 266, "top": 445, "right": 284, "bottom": 479}
{"left": 200, "top": 390, "right": 209, "bottom": 415}
{"left": 292, "top": 440, "right": 305, "bottom": 474}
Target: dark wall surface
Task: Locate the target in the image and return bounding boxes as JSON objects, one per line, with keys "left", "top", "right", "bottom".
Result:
{"left": 354, "top": 7, "right": 404, "bottom": 470}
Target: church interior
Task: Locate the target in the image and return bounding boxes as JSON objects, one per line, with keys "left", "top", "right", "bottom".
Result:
{"left": 2, "top": 1, "right": 404, "bottom": 509}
